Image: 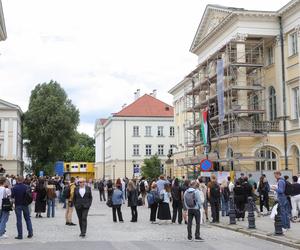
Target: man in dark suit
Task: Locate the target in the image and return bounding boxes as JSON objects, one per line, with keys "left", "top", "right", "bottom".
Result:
{"left": 73, "top": 178, "right": 93, "bottom": 238}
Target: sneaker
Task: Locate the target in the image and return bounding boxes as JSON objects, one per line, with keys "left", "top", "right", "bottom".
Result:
{"left": 195, "top": 237, "right": 204, "bottom": 242}
{"left": 69, "top": 222, "right": 76, "bottom": 226}
{"left": 188, "top": 236, "right": 192, "bottom": 241}
{"left": 27, "top": 234, "right": 33, "bottom": 239}
{"left": 282, "top": 228, "right": 288, "bottom": 233}
{"left": 0, "top": 234, "right": 8, "bottom": 240}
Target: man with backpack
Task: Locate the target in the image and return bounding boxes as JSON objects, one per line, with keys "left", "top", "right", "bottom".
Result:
{"left": 183, "top": 180, "right": 203, "bottom": 241}
{"left": 272, "top": 171, "right": 290, "bottom": 231}
{"left": 65, "top": 177, "right": 76, "bottom": 226}
{"left": 98, "top": 179, "right": 106, "bottom": 202}
{"left": 208, "top": 174, "right": 220, "bottom": 223}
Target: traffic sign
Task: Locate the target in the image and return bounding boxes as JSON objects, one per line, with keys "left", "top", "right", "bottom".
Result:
{"left": 200, "top": 159, "right": 213, "bottom": 171}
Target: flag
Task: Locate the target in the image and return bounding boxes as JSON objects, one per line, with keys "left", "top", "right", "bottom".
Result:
{"left": 201, "top": 108, "right": 211, "bottom": 153}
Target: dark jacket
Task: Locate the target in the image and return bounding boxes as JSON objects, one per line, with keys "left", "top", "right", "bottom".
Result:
{"left": 35, "top": 184, "right": 47, "bottom": 213}
{"left": 234, "top": 185, "right": 246, "bottom": 203}
{"left": 12, "top": 183, "right": 28, "bottom": 206}
{"left": 171, "top": 185, "right": 182, "bottom": 203}
{"left": 291, "top": 183, "right": 300, "bottom": 196}
{"left": 127, "top": 188, "right": 138, "bottom": 207}
{"left": 73, "top": 186, "right": 93, "bottom": 209}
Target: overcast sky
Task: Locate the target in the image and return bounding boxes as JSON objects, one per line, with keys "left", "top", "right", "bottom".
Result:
{"left": 0, "top": 0, "right": 290, "bottom": 137}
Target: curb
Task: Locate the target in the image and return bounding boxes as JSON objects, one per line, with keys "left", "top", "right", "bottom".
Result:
{"left": 210, "top": 223, "right": 300, "bottom": 249}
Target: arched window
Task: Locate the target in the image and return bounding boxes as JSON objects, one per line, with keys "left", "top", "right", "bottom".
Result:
{"left": 226, "top": 148, "right": 234, "bottom": 171}
{"left": 293, "top": 146, "right": 300, "bottom": 173}
{"left": 269, "top": 87, "right": 277, "bottom": 121}
{"left": 256, "top": 148, "right": 277, "bottom": 171}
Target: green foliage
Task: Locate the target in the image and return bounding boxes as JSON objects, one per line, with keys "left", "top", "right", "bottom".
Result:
{"left": 141, "top": 155, "right": 161, "bottom": 179}
{"left": 63, "top": 132, "right": 95, "bottom": 162}
{"left": 24, "top": 81, "right": 80, "bottom": 175}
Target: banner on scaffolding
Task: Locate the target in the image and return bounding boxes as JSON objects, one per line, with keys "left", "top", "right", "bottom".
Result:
{"left": 201, "top": 108, "right": 211, "bottom": 153}
{"left": 217, "top": 59, "right": 225, "bottom": 124}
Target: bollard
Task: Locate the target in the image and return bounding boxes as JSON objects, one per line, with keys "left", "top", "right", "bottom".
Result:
{"left": 247, "top": 196, "right": 256, "bottom": 229}
{"left": 229, "top": 195, "right": 236, "bottom": 225}
{"left": 274, "top": 202, "right": 283, "bottom": 236}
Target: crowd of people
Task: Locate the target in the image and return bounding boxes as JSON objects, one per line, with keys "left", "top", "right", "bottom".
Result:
{"left": 0, "top": 171, "right": 300, "bottom": 241}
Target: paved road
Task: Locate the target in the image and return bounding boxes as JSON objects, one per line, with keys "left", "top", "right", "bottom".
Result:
{"left": 1, "top": 190, "right": 293, "bottom": 250}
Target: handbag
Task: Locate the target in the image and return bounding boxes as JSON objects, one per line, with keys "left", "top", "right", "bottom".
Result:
{"left": 2, "top": 189, "right": 13, "bottom": 212}
{"left": 106, "top": 199, "right": 113, "bottom": 208}
{"left": 137, "top": 197, "right": 143, "bottom": 206}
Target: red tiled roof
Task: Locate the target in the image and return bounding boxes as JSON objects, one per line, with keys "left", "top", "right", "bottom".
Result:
{"left": 114, "top": 94, "right": 174, "bottom": 117}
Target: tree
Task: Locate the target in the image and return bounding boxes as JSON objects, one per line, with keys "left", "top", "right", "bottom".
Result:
{"left": 24, "top": 81, "right": 79, "bottom": 175}
{"left": 141, "top": 155, "right": 161, "bottom": 179}
{"left": 63, "top": 132, "right": 95, "bottom": 162}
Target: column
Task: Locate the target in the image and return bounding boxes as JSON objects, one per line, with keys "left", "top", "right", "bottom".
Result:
{"left": 234, "top": 33, "right": 248, "bottom": 111}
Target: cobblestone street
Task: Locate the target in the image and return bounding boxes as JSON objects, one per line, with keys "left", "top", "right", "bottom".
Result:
{"left": 0, "top": 191, "right": 294, "bottom": 250}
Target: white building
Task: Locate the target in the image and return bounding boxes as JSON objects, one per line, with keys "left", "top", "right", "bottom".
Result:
{"left": 0, "top": 99, "right": 23, "bottom": 175}
{"left": 95, "top": 92, "right": 175, "bottom": 180}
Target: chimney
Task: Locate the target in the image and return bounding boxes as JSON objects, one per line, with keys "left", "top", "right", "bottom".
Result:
{"left": 122, "top": 103, "right": 127, "bottom": 109}
{"left": 134, "top": 89, "right": 140, "bottom": 100}
{"left": 153, "top": 89, "right": 157, "bottom": 98}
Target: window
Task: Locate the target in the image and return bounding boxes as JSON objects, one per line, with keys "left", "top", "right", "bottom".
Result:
{"left": 158, "top": 145, "right": 164, "bottom": 156}
{"left": 226, "top": 148, "right": 234, "bottom": 171}
{"left": 252, "top": 95, "right": 260, "bottom": 122}
{"left": 133, "top": 144, "right": 139, "bottom": 156}
{"left": 269, "top": 86, "right": 277, "bottom": 121}
{"left": 145, "top": 145, "right": 152, "bottom": 156}
{"left": 266, "top": 46, "right": 274, "bottom": 65}
{"left": 169, "top": 144, "right": 174, "bottom": 155}
{"left": 295, "top": 147, "right": 300, "bottom": 173}
{"left": 255, "top": 148, "right": 277, "bottom": 171}
{"left": 157, "top": 126, "right": 164, "bottom": 137}
{"left": 169, "top": 126, "right": 175, "bottom": 137}
{"left": 0, "top": 119, "right": 2, "bottom": 131}
{"left": 289, "top": 32, "right": 298, "bottom": 56}
{"left": 145, "top": 126, "right": 152, "bottom": 137}
{"left": 133, "top": 126, "right": 139, "bottom": 137}
{"left": 293, "top": 87, "right": 300, "bottom": 119}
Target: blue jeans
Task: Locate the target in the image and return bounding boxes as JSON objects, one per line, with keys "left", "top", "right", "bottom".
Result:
{"left": 278, "top": 196, "right": 290, "bottom": 229}
{"left": 15, "top": 205, "right": 33, "bottom": 238}
{"left": 47, "top": 199, "right": 55, "bottom": 217}
{"left": 221, "top": 196, "right": 229, "bottom": 216}
{"left": 0, "top": 209, "right": 10, "bottom": 236}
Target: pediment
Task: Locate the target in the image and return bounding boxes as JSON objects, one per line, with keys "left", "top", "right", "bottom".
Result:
{"left": 0, "top": 99, "right": 21, "bottom": 111}
{"left": 190, "top": 5, "right": 233, "bottom": 52}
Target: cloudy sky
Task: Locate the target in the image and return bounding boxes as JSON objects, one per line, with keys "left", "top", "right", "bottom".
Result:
{"left": 0, "top": 0, "right": 289, "bottom": 137}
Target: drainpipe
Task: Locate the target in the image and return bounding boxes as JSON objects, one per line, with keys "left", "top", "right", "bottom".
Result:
{"left": 279, "top": 16, "right": 288, "bottom": 170}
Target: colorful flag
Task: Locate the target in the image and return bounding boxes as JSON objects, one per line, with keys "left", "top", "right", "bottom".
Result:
{"left": 201, "top": 108, "right": 211, "bottom": 152}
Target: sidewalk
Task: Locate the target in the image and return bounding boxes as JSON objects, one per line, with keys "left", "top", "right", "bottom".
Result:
{"left": 210, "top": 212, "right": 300, "bottom": 249}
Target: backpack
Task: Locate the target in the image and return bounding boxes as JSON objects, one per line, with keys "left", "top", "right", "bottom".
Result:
{"left": 285, "top": 180, "right": 293, "bottom": 196}
{"left": 265, "top": 183, "right": 270, "bottom": 193}
{"left": 62, "top": 186, "right": 71, "bottom": 199}
{"left": 24, "top": 188, "right": 33, "bottom": 206}
{"left": 211, "top": 183, "right": 220, "bottom": 199}
{"left": 185, "top": 190, "right": 196, "bottom": 208}
{"left": 147, "top": 192, "right": 155, "bottom": 206}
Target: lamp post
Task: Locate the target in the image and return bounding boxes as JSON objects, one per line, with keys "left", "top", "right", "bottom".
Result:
{"left": 132, "top": 160, "right": 136, "bottom": 179}
{"left": 113, "top": 165, "right": 115, "bottom": 183}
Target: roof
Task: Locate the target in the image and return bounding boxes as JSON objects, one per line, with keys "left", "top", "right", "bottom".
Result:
{"left": 113, "top": 94, "right": 174, "bottom": 117}
{"left": 0, "top": 98, "right": 23, "bottom": 115}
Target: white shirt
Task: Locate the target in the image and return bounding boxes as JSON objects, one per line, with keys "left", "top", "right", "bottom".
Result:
{"left": 79, "top": 187, "right": 86, "bottom": 198}
{"left": 0, "top": 186, "right": 11, "bottom": 207}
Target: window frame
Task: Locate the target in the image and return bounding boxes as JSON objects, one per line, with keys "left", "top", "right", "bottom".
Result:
{"left": 269, "top": 86, "right": 277, "bottom": 121}
{"left": 158, "top": 144, "right": 164, "bottom": 156}
{"left": 145, "top": 126, "right": 152, "bottom": 137}
{"left": 133, "top": 144, "right": 140, "bottom": 156}
{"left": 157, "top": 126, "right": 164, "bottom": 137}
{"left": 133, "top": 126, "right": 139, "bottom": 137}
{"left": 293, "top": 87, "right": 300, "bottom": 119}
{"left": 169, "top": 126, "right": 175, "bottom": 137}
{"left": 289, "top": 32, "right": 298, "bottom": 56}
{"left": 145, "top": 144, "right": 152, "bottom": 156}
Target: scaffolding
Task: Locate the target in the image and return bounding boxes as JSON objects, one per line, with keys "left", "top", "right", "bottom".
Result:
{"left": 183, "top": 38, "right": 280, "bottom": 169}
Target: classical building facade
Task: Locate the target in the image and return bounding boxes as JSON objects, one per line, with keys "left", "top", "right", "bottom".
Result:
{"left": 0, "top": 99, "right": 23, "bottom": 175}
{"left": 169, "top": 1, "right": 300, "bottom": 177}
{"left": 95, "top": 92, "right": 175, "bottom": 180}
